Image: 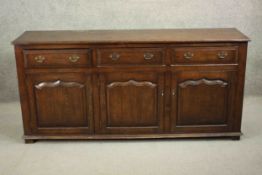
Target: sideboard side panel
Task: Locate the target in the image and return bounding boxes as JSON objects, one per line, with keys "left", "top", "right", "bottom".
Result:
{"left": 14, "top": 46, "right": 32, "bottom": 135}
{"left": 233, "top": 42, "right": 248, "bottom": 132}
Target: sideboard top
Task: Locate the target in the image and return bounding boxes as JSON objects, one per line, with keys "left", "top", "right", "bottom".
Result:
{"left": 12, "top": 28, "right": 250, "bottom": 45}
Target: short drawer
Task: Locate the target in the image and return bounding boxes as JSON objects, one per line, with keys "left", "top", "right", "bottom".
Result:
{"left": 171, "top": 46, "right": 238, "bottom": 64}
{"left": 96, "top": 48, "right": 164, "bottom": 66}
{"left": 24, "top": 49, "right": 91, "bottom": 68}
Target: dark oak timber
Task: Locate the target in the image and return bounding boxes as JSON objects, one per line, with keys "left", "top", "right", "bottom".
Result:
{"left": 13, "top": 28, "right": 249, "bottom": 143}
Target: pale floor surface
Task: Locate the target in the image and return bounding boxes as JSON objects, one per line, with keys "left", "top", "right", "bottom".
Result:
{"left": 0, "top": 96, "right": 262, "bottom": 175}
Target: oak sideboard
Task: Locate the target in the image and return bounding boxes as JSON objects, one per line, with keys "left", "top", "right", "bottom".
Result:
{"left": 12, "top": 28, "right": 250, "bottom": 143}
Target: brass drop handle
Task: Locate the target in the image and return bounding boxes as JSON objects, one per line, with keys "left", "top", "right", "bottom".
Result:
{"left": 109, "top": 53, "right": 120, "bottom": 61}
{"left": 217, "top": 51, "right": 228, "bottom": 59}
{"left": 144, "top": 53, "right": 154, "bottom": 60}
{"left": 184, "top": 52, "right": 194, "bottom": 59}
{"left": 161, "top": 90, "right": 164, "bottom": 96}
{"left": 34, "top": 55, "right": 45, "bottom": 63}
{"left": 68, "top": 55, "right": 80, "bottom": 62}
{"left": 172, "top": 89, "right": 176, "bottom": 96}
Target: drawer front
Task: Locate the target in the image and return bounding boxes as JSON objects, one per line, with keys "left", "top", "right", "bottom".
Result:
{"left": 172, "top": 47, "right": 238, "bottom": 64}
{"left": 96, "top": 48, "right": 164, "bottom": 66}
{"left": 24, "top": 49, "right": 91, "bottom": 68}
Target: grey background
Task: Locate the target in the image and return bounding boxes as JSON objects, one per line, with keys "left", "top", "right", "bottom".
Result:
{"left": 0, "top": 0, "right": 261, "bottom": 102}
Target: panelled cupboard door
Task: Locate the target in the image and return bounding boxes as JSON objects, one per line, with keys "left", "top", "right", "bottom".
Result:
{"left": 98, "top": 72, "right": 165, "bottom": 134}
{"left": 27, "top": 73, "right": 94, "bottom": 135}
{"left": 171, "top": 71, "right": 236, "bottom": 133}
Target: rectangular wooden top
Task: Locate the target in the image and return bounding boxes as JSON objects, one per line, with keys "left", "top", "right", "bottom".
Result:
{"left": 12, "top": 28, "right": 250, "bottom": 45}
